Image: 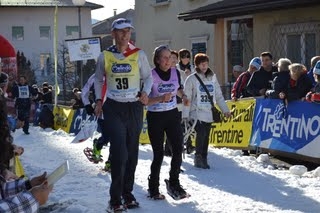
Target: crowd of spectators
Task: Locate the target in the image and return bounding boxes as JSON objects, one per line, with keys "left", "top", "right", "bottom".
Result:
{"left": 231, "top": 52, "right": 319, "bottom": 104}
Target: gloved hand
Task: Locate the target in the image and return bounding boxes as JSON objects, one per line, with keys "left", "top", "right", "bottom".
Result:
{"left": 85, "top": 104, "right": 94, "bottom": 115}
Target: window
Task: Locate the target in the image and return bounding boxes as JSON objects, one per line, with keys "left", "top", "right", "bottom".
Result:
{"left": 39, "top": 26, "right": 51, "bottom": 40}
{"left": 12, "top": 26, "right": 24, "bottom": 40}
{"left": 156, "top": 0, "right": 169, "bottom": 3}
{"left": 189, "top": 36, "right": 208, "bottom": 63}
{"left": 231, "top": 40, "right": 243, "bottom": 67}
{"left": 286, "top": 33, "right": 316, "bottom": 68}
{"left": 40, "top": 53, "right": 51, "bottom": 76}
{"left": 152, "top": 0, "right": 171, "bottom": 6}
{"left": 191, "top": 42, "right": 207, "bottom": 58}
{"left": 154, "top": 39, "right": 171, "bottom": 48}
{"left": 66, "top": 26, "right": 79, "bottom": 38}
{"left": 270, "top": 22, "right": 320, "bottom": 69}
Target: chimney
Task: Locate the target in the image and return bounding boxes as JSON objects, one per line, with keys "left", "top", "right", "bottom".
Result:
{"left": 113, "top": 9, "right": 117, "bottom": 16}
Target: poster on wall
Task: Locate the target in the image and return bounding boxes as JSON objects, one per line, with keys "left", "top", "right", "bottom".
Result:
{"left": 66, "top": 37, "right": 101, "bottom": 62}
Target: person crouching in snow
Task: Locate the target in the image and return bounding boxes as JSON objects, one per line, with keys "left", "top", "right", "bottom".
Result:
{"left": 182, "top": 53, "right": 231, "bottom": 169}
{"left": 0, "top": 94, "right": 52, "bottom": 212}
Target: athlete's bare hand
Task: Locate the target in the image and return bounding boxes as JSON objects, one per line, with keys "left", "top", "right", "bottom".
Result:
{"left": 224, "top": 112, "right": 232, "bottom": 118}
{"left": 162, "top": 93, "right": 172, "bottom": 102}
{"left": 94, "top": 101, "right": 102, "bottom": 117}
{"left": 138, "top": 91, "right": 148, "bottom": 105}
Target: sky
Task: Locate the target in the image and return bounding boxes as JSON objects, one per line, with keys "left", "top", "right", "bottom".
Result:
{"left": 88, "top": 0, "right": 135, "bottom": 21}
{"left": 10, "top": 125, "right": 320, "bottom": 213}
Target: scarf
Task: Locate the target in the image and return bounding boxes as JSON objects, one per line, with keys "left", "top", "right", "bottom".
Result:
{"left": 178, "top": 61, "right": 191, "bottom": 71}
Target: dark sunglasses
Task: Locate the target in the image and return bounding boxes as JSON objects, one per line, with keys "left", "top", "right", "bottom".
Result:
{"left": 181, "top": 55, "right": 190, "bottom": 59}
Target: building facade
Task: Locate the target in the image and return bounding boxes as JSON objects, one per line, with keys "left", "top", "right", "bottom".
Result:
{"left": 134, "top": 0, "right": 220, "bottom": 69}
{"left": 178, "top": 0, "right": 320, "bottom": 86}
{"left": 0, "top": 0, "right": 102, "bottom": 84}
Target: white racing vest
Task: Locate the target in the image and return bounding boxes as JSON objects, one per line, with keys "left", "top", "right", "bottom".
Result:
{"left": 196, "top": 80, "right": 215, "bottom": 113}
{"left": 18, "top": 85, "right": 30, "bottom": 99}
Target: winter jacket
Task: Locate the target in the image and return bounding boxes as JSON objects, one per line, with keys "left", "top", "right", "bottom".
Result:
{"left": 12, "top": 84, "right": 37, "bottom": 109}
{"left": 231, "top": 71, "right": 252, "bottom": 99}
{"left": 266, "top": 71, "right": 290, "bottom": 99}
{"left": 0, "top": 175, "right": 39, "bottom": 212}
{"left": 182, "top": 69, "right": 229, "bottom": 123}
{"left": 285, "top": 73, "right": 313, "bottom": 101}
{"left": 307, "top": 68, "right": 316, "bottom": 87}
{"left": 247, "top": 66, "right": 277, "bottom": 96}
{"left": 42, "top": 91, "right": 53, "bottom": 104}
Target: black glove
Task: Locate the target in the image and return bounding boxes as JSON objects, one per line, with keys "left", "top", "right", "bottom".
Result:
{"left": 85, "top": 104, "right": 94, "bottom": 115}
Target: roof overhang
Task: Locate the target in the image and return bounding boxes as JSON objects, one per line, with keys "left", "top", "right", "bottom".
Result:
{"left": 178, "top": 0, "right": 320, "bottom": 23}
{"left": 0, "top": 0, "right": 103, "bottom": 10}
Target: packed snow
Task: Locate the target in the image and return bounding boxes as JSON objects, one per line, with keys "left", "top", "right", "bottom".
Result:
{"left": 12, "top": 126, "right": 320, "bottom": 213}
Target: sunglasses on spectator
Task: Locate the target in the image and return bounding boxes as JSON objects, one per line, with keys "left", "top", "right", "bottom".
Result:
{"left": 181, "top": 54, "right": 190, "bottom": 59}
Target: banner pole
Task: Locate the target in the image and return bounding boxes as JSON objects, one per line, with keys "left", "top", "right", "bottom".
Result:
{"left": 54, "top": 5, "right": 60, "bottom": 106}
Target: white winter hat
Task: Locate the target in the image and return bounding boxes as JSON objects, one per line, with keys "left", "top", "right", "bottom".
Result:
{"left": 233, "top": 65, "right": 244, "bottom": 72}
{"left": 313, "top": 61, "right": 320, "bottom": 75}
{"left": 249, "top": 57, "right": 261, "bottom": 70}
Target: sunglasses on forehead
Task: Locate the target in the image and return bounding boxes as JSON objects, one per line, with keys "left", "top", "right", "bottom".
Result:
{"left": 154, "top": 45, "right": 170, "bottom": 54}
{"left": 115, "top": 19, "right": 131, "bottom": 25}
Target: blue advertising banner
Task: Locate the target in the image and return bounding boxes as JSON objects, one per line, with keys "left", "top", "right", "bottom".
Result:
{"left": 69, "top": 108, "right": 94, "bottom": 134}
{"left": 250, "top": 99, "right": 320, "bottom": 158}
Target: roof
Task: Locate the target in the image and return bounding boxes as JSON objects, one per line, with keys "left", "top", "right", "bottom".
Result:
{"left": 178, "top": 0, "right": 320, "bottom": 23}
{"left": 0, "top": 0, "right": 102, "bottom": 9}
{"left": 92, "top": 9, "right": 134, "bottom": 35}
